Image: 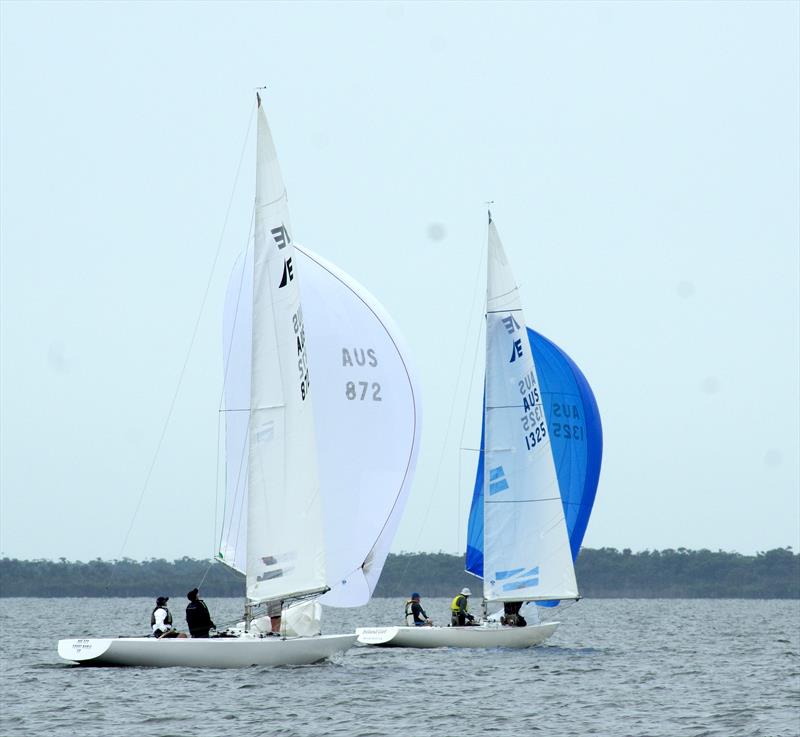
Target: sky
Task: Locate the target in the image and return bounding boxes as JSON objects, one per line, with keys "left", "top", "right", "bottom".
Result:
{"left": 1, "top": 1, "right": 798, "bottom": 562}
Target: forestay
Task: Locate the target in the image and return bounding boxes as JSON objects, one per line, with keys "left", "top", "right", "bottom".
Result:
{"left": 220, "top": 245, "right": 421, "bottom": 608}
{"left": 478, "top": 219, "right": 578, "bottom": 603}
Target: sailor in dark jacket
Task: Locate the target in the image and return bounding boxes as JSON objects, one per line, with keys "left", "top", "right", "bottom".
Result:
{"left": 185, "top": 588, "right": 216, "bottom": 638}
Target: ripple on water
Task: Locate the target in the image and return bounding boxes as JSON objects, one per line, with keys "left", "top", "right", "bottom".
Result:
{"left": 1, "top": 598, "right": 799, "bottom": 737}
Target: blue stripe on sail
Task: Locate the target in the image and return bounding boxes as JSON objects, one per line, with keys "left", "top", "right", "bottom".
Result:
{"left": 495, "top": 568, "right": 525, "bottom": 580}
{"left": 488, "top": 465, "right": 508, "bottom": 495}
{"left": 465, "top": 407, "right": 485, "bottom": 579}
{"left": 502, "top": 578, "right": 539, "bottom": 591}
{"left": 489, "top": 466, "right": 504, "bottom": 481}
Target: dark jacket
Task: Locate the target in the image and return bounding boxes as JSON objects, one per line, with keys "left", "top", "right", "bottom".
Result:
{"left": 405, "top": 600, "right": 428, "bottom": 625}
{"left": 186, "top": 599, "right": 215, "bottom": 633}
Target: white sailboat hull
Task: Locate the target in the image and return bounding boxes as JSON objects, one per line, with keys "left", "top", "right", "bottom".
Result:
{"left": 57, "top": 633, "right": 356, "bottom": 668}
{"left": 355, "top": 622, "right": 558, "bottom": 649}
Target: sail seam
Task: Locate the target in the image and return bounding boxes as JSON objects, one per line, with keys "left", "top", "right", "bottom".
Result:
{"left": 486, "top": 497, "right": 562, "bottom": 503}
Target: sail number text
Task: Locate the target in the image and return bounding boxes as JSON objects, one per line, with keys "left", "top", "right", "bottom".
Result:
{"left": 550, "top": 403, "right": 584, "bottom": 441}
{"left": 342, "top": 347, "right": 382, "bottom": 402}
{"left": 293, "top": 306, "right": 310, "bottom": 400}
{"left": 519, "top": 370, "right": 546, "bottom": 452}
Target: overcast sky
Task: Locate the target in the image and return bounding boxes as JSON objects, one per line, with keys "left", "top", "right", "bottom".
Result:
{"left": 1, "top": 1, "right": 798, "bottom": 562}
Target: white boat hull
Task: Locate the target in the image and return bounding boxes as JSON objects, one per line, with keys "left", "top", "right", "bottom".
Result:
{"left": 355, "top": 622, "right": 558, "bottom": 649}
{"left": 57, "top": 633, "right": 356, "bottom": 668}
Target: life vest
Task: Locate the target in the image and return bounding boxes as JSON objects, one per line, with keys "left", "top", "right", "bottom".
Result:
{"left": 450, "top": 595, "right": 467, "bottom": 613}
{"left": 404, "top": 600, "right": 414, "bottom": 625}
{"left": 150, "top": 606, "right": 173, "bottom": 627}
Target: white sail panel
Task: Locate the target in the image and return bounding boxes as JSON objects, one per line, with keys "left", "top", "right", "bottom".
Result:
{"left": 221, "top": 246, "right": 422, "bottom": 606}
{"left": 483, "top": 220, "right": 578, "bottom": 602}
{"left": 246, "top": 98, "right": 326, "bottom": 604}
{"left": 219, "top": 244, "right": 252, "bottom": 574}
{"left": 299, "top": 247, "right": 421, "bottom": 607}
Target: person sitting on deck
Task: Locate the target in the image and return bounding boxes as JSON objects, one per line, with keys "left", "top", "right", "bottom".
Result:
{"left": 186, "top": 588, "right": 216, "bottom": 638}
{"left": 500, "top": 601, "right": 528, "bottom": 627}
{"left": 450, "top": 587, "right": 476, "bottom": 627}
{"left": 404, "top": 593, "right": 432, "bottom": 627}
{"left": 151, "top": 596, "right": 185, "bottom": 638}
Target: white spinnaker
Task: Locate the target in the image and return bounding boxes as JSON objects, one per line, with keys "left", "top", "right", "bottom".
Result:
{"left": 483, "top": 219, "right": 578, "bottom": 603}
{"left": 221, "top": 245, "right": 421, "bottom": 607}
{"left": 245, "top": 98, "right": 326, "bottom": 605}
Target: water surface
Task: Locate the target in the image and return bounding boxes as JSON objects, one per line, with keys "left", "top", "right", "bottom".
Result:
{"left": 1, "top": 598, "right": 797, "bottom": 736}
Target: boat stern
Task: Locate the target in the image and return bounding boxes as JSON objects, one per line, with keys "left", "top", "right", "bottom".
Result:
{"left": 355, "top": 627, "right": 400, "bottom": 646}
{"left": 58, "top": 638, "right": 114, "bottom": 664}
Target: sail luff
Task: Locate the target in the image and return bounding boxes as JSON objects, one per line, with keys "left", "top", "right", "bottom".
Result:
{"left": 481, "top": 219, "right": 579, "bottom": 603}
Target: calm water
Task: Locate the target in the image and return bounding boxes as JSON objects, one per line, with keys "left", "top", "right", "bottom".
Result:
{"left": 1, "top": 598, "right": 797, "bottom": 737}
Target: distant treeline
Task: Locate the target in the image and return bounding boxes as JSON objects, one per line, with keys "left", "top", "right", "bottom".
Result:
{"left": 0, "top": 548, "right": 797, "bottom": 598}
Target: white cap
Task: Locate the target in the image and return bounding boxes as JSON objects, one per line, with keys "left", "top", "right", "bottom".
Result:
{"left": 461, "top": 587, "right": 472, "bottom": 596}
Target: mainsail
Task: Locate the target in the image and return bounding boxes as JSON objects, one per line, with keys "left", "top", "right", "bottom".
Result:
{"left": 220, "top": 137, "right": 421, "bottom": 607}
{"left": 243, "top": 96, "right": 326, "bottom": 605}
{"left": 472, "top": 218, "right": 580, "bottom": 602}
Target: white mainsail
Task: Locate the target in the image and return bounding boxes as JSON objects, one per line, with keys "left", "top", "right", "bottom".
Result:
{"left": 245, "top": 95, "right": 326, "bottom": 605}
{"left": 483, "top": 218, "right": 578, "bottom": 602}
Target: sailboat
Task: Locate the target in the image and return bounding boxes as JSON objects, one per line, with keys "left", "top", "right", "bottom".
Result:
{"left": 357, "top": 213, "right": 602, "bottom": 648}
{"left": 58, "top": 95, "right": 421, "bottom": 667}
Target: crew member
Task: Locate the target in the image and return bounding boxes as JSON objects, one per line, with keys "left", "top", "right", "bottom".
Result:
{"left": 501, "top": 601, "right": 527, "bottom": 627}
{"left": 151, "top": 596, "right": 178, "bottom": 638}
{"left": 450, "top": 587, "right": 476, "bottom": 627}
{"left": 404, "top": 593, "right": 432, "bottom": 626}
{"left": 266, "top": 599, "right": 282, "bottom": 636}
{"left": 186, "top": 588, "right": 216, "bottom": 638}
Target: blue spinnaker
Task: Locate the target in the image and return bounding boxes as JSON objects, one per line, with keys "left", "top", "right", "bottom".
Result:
{"left": 466, "top": 328, "right": 602, "bottom": 585}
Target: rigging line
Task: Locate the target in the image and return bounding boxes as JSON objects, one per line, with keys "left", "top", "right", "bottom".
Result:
{"left": 457, "top": 240, "right": 488, "bottom": 554}
{"left": 400, "top": 226, "right": 487, "bottom": 586}
{"left": 214, "top": 409, "right": 221, "bottom": 557}
{"left": 113, "top": 99, "right": 257, "bottom": 570}
{"left": 195, "top": 559, "right": 214, "bottom": 590}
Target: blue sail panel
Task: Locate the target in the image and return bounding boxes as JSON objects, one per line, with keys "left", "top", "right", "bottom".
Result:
{"left": 529, "top": 327, "right": 603, "bottom": 561}
{"left": 465, "top": 413, "right": 485, "bottom": 578}
{"left": 464, "top": 330, "right": 602, "bottom": 582}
